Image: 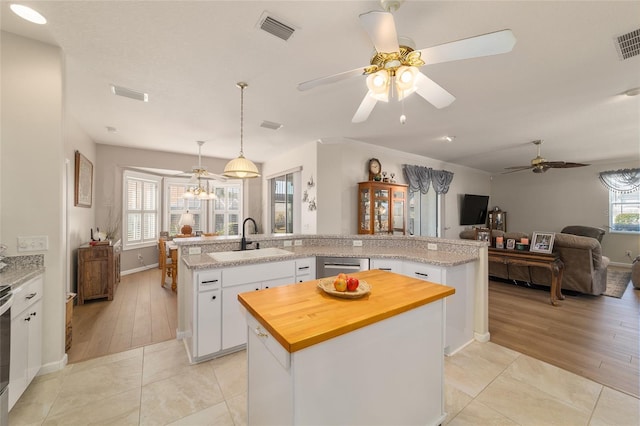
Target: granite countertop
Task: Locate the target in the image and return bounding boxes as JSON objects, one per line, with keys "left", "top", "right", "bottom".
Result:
{"left": 0, "top": 266, "right": 46, "bottom": 290}
{"left": 181, "top": 245, "right": 477, "bottom": 270}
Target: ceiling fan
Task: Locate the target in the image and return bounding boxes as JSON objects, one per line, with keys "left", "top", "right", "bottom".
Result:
{"left": 503, "top": 140, "right": 590, "bottom": 174}
{"left": 297, "top": 0, "right": 517, "bottom": 123}
{"left": 176, "top": 140, "right": 227, "bottom": 181}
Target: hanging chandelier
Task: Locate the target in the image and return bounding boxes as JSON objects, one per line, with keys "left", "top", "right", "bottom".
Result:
{"left": 223, "top": 82, "right": 260, "bottom": 179}
{"left": 183, "top": 176, "right": 217, "bottom": 200}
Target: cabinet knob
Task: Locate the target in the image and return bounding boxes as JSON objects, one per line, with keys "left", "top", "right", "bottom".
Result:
{"left": 254, "top": 327, "right": 268, "bottom": 338}
{"left": 211, "top": 295, "right": 216, "bottom": 300}
{"left": 24, "top": 316, "right": 31, "bottom": 322}
{"left": 30, "top": 312, "right": 37, "bottom": 317}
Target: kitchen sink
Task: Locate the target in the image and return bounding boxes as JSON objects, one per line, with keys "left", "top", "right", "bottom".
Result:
{"left": 208, "top": 247, "right": 293, "bottom": 262}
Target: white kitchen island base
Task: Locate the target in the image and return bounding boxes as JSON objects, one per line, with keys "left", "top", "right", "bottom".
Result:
{"left": 245, "top": 299, "right": 447, "bottom": 426}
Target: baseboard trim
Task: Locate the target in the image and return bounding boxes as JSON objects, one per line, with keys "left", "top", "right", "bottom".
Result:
{"left": 38, "top": 353, "right": 67, "bottom": 376}
{"left": 122, "top": 264, "right": 159, "bottom": 276}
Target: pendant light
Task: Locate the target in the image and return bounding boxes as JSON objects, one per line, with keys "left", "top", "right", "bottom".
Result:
{"left": 223, "top": 82, "right": 260, "bottom": 179}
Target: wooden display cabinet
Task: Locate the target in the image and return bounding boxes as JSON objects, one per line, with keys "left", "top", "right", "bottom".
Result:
{"left": 358, "top": 181, "right": 408, "bottom": 235}
{"left": 77, "top": 244, "right": 121, "bottom": 304}
{"left": 487, "top": 208, "right": 507, "bottom": 232}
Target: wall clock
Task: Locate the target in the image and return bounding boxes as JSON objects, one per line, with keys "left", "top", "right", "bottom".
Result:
{"left": 368, "top": 158, "right": 381, "bottom": 180}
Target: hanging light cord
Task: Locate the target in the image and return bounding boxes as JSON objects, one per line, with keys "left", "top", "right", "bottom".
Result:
{"left": 237, "top": 82, "right": 247, "bottom": 157}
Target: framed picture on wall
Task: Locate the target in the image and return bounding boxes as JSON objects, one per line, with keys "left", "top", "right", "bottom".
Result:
{"left": 530, "top": 232, "right": 555, "bottom": 254}
{"left": 74, "top": 150, "right": 93, "bottom": 207}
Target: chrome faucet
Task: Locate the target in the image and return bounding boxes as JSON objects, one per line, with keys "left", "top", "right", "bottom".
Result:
{"left": 240, "top": 217, "right": 258, "bottom": 250}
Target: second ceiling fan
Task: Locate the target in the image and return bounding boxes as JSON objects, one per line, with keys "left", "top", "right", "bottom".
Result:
{"left": 297, "top": 0, "right": 517, "bottom": 123}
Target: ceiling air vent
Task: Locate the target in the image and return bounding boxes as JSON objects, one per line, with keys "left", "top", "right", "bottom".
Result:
{"left": 260, "top": 120, "right": 283, "bottom": 130}
{"left": 110, "top": 84, "right": 149, "bottom": 102}
{"left": 615, "top": 28, "right": 640, "bottom": 60}
{"left": 257, "top": 12, "right": 296, "bottom": 41}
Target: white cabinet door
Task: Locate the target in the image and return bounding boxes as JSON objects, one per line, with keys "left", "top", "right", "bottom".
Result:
{"left": 9, "top": 309, "right": 28, "bottom": 409}
{"left": 370, "top": 258, "right": 404, "bottom": 273}
{"left": 26, "top": 299, "right": 42, "bottom": 384}
{"left": 222, "top": 282, "right": 256, "bottom": 350}
{"left": 197, "top": 288, "right": 222, "bottom": 357}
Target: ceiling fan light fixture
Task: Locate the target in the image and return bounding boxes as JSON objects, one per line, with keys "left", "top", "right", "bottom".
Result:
{"left": 366, "top": 71, "right": 390, "bottom": 102}
{"left": 395, "top": 66, "right": 418, "bottom": 100}
{"left": 223, "top": 82, "right": 260, "bottom": 179}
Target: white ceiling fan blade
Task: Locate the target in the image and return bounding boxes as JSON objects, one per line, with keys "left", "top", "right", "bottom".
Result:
{"left": 414, "top": 72, "right": 455, "bottom": 109}
{"left": 297, "top": 67, "right": 365, "bottom": 91}
{"left": 417, "top": 29, "right": 516, "bottom": 66}
{"left": 359, "top": 10, "right": 399, "bottom": 53}
{"left": 352, "top": 92, "right": 378, "bottom": 123}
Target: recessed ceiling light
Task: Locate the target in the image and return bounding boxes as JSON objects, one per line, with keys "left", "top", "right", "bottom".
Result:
{"left": 260, "top": 120, "right": 283, "bottom": 130}
{"left": 10, "top": 4, "right": 47, "bottom": 25}
{"left": 106, "top": 126, "right": 117, "bottom": 133}
{"left": 624, "top": 87, "right": 640, "bottom": 97}
{"left": 110, "top": 84, "right": 149, "bottom": 102}
{"left": 444, "top": 136, "right": 456, "bottom": 142}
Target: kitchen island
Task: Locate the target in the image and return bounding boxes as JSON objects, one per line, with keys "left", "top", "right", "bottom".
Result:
{"left": 238, "top": 269, "right": 455, "bottom": 426}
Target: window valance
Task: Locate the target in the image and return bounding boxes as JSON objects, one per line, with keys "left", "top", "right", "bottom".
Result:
{"left": 598, "top": 168, "right": 640, "bottom": 193}
{"left": 402, "top": 165, "right": 454, "bottom": 194}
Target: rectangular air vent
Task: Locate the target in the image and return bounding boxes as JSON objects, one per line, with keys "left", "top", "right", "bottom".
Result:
{"left": 258, "top": 12, "right": 296, "bottom": 41}
{"left": 110, "top": 84, "right": 149, "bottom": 102}
{"left": 260, "top": 120, "right": 283, "bottom": 130}
{"left": 615, "top": 28, "right": 640, "bottom": 60}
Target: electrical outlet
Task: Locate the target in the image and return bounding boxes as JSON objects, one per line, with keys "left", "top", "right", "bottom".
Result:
{"left": 294, "top": 240, "right": 303, "bottom": 246}
{"left": 352, "top": 240, "right": 363, "bottom": 247}
{"left": 283, "top": 240, "right": 292, "bottom": 247}
{"left": 427, "top": 243, "right": 437, "bottom": 251}
{"left": 189, "top": 247, "right": 201, "bottom": 255}
{"left": 137, "top": 253, "right": 144, "bottom": 264}
{"left": 626, "top": 250, "right": 633, "bottom": 257}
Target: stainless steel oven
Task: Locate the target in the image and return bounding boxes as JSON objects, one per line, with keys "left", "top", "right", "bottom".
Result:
{"left": 0, "top": 285, "right": 12, "bottom": 426}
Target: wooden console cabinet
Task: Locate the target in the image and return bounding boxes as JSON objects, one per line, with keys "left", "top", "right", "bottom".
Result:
{"left": 77, "top": 244, "right": 121, "bottom": 304}
{"left": 358, "top": 181, "right": 408, "bottom": 235}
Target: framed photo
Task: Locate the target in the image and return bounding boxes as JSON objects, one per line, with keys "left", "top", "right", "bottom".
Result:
{"left": 506, "top": 239, "right": 516, "bottom": 249}
{"left": 474, "top": 227, "right": 490, "bottom": 242}
{"left": 530, "top": 232, "right": 555, "bottom": 253}
{"left": 74, "top": 151, "right": 93, "bottom": 207}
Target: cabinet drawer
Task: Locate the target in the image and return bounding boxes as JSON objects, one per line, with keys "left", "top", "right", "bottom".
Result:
{"left": 223, "top": 261, "right": 295, "bottom": 287}
{"left": 198, "top": 270, "right": 222, "bottom": 292}
{"left": 12, "top": 276, "right": 43, "bottom": 319}
{"left": 247, "top": 313, "right": 290, "bottom": 370}
{"left": 403, "top": 262, "right": 443, "bottom": 284}
{"left": 79, "top": 246, "right": 110, "bottom": 260}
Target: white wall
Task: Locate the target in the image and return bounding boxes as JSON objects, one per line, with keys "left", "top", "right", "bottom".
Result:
{"left": 315, "top": 138, "right": 492, "bottom": 237}
{"left": 1, "top": 31, "right": 66, "bottom": 369}
{"left": 490, "top": 159, "right": 640, "bottom": 264}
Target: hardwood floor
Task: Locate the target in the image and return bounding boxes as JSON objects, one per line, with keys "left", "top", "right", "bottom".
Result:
{"left": 489, "top": 273, "right": 639, "bottom": 398}
{"left": 66, "top": 266, "right": 639, "bottom": 399}
{"left": 67, "top": 268, "right": 177, "bottom": 364}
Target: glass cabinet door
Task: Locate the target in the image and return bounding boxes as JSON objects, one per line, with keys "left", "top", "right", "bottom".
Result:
{"left": 359, "top": 187, "right": 371, "bottom": 232}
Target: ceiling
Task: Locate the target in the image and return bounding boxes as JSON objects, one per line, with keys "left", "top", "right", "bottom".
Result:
{"left": 2, "top": 1, "right": 639, "bottom": 174}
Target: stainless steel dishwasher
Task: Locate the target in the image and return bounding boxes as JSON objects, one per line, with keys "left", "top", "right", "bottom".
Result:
{"left": 316, "top": 256, "right": 370, "bottom": 278}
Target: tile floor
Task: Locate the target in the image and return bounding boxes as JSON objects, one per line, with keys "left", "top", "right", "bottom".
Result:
{"left": 9, "top": 339, "right": 640, "bottom": 425}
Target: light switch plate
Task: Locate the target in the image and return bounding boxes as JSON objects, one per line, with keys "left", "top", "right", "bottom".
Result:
{"left": 353, "top": 240, "right": 363, "bottom": 247}
{"left": 283, "top": 240, "right": 292, "bottom": 247}
{"left": 188, "top": 247, "right": 202, "bottom": 255}
{"left": 294, "top": 240, "right": 303, "bottom": 246}
{"left": 427, "top": 243, "right": 438, "bottom": 250}
{"left": 17, "top": 235, "right": 49, "bottom": 252}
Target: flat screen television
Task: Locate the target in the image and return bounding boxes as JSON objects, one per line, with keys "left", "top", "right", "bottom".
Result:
{"left": 460, "top": 194, "right": 490, "bottom": 226}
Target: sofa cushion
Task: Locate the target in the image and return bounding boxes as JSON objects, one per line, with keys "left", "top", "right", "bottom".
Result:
{"left": 561, "top": 225, "right": 605, "bottom": 243}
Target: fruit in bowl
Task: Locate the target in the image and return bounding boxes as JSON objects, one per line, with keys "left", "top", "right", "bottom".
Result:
{"left": 333, "top": 277, "right": 347, "bottom": 292}
{"left": 346, "top": 276, "right": 359, "bottom": 291}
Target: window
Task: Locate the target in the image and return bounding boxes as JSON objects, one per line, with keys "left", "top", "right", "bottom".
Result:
{"left": 123, "top": 171, "right": 161, "bottom": 249}
{"left": 211, "top": 182, "right": 242, "bottom": 236}
{"left": 609, "top": 191, "right": 640, "bottom": 233}
{"left": 165, "top": 180, "right": 205, "bottom": 234}
{"left": 271, "top": 173, "right": 294, "bottom": 233}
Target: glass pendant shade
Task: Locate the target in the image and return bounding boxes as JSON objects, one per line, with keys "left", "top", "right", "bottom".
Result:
{"left": 395, "top": 66, "right": 418, "bottom": 100}
{"left": 366, "top": 70, "right": 390, "bottom": 102}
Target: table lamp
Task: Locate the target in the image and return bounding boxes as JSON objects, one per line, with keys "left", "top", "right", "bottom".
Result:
{"left": 179, "top": 211, "right": 195, "bottom": 235}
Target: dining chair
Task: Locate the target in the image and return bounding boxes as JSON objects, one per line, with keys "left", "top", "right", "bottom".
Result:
{"left": 158, "top": 238, "right": 175, "bottom": 289}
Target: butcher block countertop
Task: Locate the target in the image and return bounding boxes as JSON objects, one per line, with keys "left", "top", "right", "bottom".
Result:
{"left": 237, "top": 269, "right": 455, "bottom": 354}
